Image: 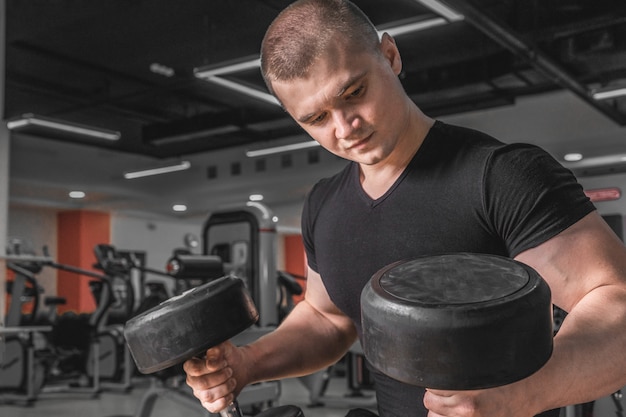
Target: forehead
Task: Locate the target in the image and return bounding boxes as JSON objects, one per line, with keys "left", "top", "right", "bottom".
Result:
{"left": 272, "top": 44, "right": 377, "bottom": 118}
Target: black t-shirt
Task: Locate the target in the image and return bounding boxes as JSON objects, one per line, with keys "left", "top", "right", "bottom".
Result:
{"left": 301, "top": 121, "right": 595, "bottom": 417}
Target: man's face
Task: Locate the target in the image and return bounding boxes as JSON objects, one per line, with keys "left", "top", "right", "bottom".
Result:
{"left": 271, "top": 34, "right": 410, "bottom": 166}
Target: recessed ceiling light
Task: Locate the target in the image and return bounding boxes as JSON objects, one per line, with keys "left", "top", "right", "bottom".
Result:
{"left": 246, "top": 140, "right": 320, "bottom": 157}
{"left": 124, "top": 160, "right": 191, "bottom": 179}
{"left": 7, "top": 113, "right": 121, "bottom": 141}
{"left": 591, "top": 86, "right": 626, "bottom": 101}
{"left": 249, "top": 194, "right": 264, "bottom": 201}
{"left": 69, "top": 191, "right": 86, "bottom": 199}
{"left": 564, "top": 153, "right": 583, "bottom": 162}
{"left": 150, "top": 62, "right": 175, "bottom": 77}
{"left": 172, "top": 204, "right": 187, "bottom": 212}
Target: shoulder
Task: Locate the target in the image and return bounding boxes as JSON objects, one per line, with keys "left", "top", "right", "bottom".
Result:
{"left": 429, "top": 121, "right": 505, "bottom": 149}
{"left": 429, "top": 121, "right": 560, "bottom": 172}
{"left": 302, "top": 161, "right": 355, "bottom": 234}
{"left": 305, "top": 162, "right": 355, "bottom": 208}
{"left": 422, "top": 121, "right": 508, "bottom": 166}
{"left": 486, "top": 142, "right": 569, "bottom": 184}
{"left": 301, "top": 161, "right": 355, "bottom": 266}
{"left": 411, "top": 121, "right": 509, "bottom": 179}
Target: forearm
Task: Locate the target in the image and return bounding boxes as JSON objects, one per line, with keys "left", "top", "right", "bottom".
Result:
{"left": 241, "top": 299, "right": 357, "bottom": 384}
{"left": 524, "top": 285, "right": 626, "bottom": 413}
{"left": 510, "top": 212, "right": 626, "bottom": 414}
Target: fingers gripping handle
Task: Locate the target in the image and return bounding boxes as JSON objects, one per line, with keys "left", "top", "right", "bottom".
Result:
{"left": 220, "top": 400, "right": 242, "bottom": 417}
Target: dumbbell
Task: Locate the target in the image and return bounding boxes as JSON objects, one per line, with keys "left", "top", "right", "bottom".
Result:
{"left": 360, "top": 253, "right": 554, "bottom": 389}
{"left": 124, "top": 275, "right": 257, "bottom": 417}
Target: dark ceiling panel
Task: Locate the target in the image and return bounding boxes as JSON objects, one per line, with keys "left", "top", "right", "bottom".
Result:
{"left": 4, "top": 0, "right": 626, "bottom": 158}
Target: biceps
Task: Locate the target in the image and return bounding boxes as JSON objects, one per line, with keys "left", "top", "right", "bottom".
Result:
{"left": 515, "top": 211, "right": 626, "bottom": 311}
{"left": 304, "top": 267, "right": 355, "bottom": 332}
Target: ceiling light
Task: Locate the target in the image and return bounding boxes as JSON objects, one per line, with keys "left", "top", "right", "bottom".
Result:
{"left": 564, "top": 153, "right": 583, "bottom": 162}
{"left": 172, "top": 204, "right": 187, "bottom": 212}
{"left": 246, "top": 140, "right": 320, "bottom": 157}
{"left": 382, "top": 17, "right": 449, "bottom": 37}
{"left": 591, "top": 86, "right": 626, "bottom": 101}
{"left": 123, "top": 160, "right": 191, "bottom": 179}
{"left": 209, "top": 76, "right": 280, "bottom": 105}
{"left": 194, "top": 58, "right": 280, "bottom": 106}
{"left": 150, "top": 62, "right": 175, "bottom": 77}
{"left": 562, "top": 153, "right": 626, "bottom": 169}
{"left": 69, "top": 191, "right": 86, "bottom": 199}
{"left": 7, "top": 113, "right": 121, "bottom": 141}
{"left": 249, "top": 194, "right": 264, "bottom": 201}
{"left": 414, "top": 0, "right": 464, "bottom": 22}
{"left": 194, "top": 58, "right": 261, "bottom": 77}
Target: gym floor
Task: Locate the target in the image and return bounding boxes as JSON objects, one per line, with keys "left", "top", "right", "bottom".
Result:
{"left": 1, "top": 372, "right": 623, "bottom": 417}
{"left": 0, "top": 373, "right": 378, "bottom": 417}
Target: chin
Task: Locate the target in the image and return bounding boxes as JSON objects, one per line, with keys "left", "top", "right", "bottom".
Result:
{"left": 356, "top": 154, "right": 384, "bottom": 166}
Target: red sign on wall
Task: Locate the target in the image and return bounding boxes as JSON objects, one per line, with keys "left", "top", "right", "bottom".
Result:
{"left": 584, "top": 187, "right": 621, "bottom": 202}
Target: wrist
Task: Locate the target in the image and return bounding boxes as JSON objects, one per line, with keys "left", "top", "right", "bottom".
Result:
{"left": 237, "top": 343, "right": 261, "bottom": 385}
{"left": 510, "top": 370, "right": 552, "bottom": 416}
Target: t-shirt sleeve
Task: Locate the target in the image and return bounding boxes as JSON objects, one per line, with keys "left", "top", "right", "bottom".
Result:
{"left": 482, "top": 144, "right": 596, "bottom": 257}
{"left": 301, "top": 182, "right": 321, "bottom": 273}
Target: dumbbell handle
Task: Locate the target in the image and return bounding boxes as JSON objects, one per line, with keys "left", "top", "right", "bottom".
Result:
{"left": 220, "top": 400, "right": 243, "bottom": 417}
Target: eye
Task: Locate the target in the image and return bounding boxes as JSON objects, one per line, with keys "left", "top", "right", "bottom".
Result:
{"left": 348, "top": 85, "right": 365, "bottom": 99}
{"left": 310, "top": 113, "right": 327, "bottom": 125}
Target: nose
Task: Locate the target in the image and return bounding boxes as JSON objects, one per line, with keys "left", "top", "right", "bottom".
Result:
{"left": 333, "top": 110, "right": 361, "bottom": 140}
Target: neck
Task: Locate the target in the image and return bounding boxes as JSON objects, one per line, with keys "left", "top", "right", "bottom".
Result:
{"left": 393, "top": 106, "right": 433, "bottom": 166}
{"left": 359, "top": 106, "right": 434, "bottom": 199}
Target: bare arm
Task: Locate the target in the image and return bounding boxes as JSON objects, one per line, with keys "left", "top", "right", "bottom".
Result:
{"left": 184, "top": 267, "right": 357, "bottom": 412}
{"left": 424, "top": 211, "right": 626, "bottom": 416}
{"left": 514, "top": 211, "right": 626, "bottom": 411}
{"left": 242, "top": 266, "right": 357, "bottom": 382}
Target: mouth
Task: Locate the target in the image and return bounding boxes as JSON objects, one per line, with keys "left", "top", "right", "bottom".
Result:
{"left": 345, "top": 133, "right": 373, "bottom": 151}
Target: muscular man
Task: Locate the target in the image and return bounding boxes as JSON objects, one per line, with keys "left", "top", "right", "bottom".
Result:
{"left": 185, "top": 1, "right": 626, "bottom": 416}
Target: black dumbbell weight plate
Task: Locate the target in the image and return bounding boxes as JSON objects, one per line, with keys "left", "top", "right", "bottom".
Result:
{"left": 124, "top": 275, "right": 258, "bottom": 374}
{"left": 361, "top": 253, "right": 553, "bottom": 390}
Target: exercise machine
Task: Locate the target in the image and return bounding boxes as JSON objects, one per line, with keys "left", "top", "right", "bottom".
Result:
{"left": 40, "top": 250, "right": 133, "bottom": 395}
{"left": 202, "top": 202, "right": 280, "bottom": 327}
{"left": 1, "top": 248, "right": 134, "bottom": 403}
{"left": 1, "top": 259, "right": 52, "bottom": 405}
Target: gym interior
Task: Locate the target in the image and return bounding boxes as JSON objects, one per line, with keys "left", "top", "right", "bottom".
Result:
{"left": 1, "top": 1, "right": 626, "bottom": 417}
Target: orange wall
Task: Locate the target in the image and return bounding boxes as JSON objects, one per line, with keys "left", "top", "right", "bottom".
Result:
{"left": 57, "top": 210, "right": 110, "bottom": 313}
{"left": 283, "top": 234, "right": 307, "bottom": 303}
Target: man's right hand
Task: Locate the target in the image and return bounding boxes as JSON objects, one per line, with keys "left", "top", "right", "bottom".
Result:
{"left": 184, "top": 341, "right": 249, "bottom": 414}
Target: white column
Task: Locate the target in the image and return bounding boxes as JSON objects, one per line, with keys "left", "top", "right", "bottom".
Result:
{"left": 0, "top": 0, "right": 9, "bottom": 328}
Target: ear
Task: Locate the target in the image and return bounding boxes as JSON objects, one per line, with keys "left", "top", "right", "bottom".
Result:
{"left": 379, "top": 32, "right": 402, "bottom": 75}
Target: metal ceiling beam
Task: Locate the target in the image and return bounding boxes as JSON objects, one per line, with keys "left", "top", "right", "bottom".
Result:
{"left": 440, "top": 0, "right": 626, "bottom": 126}
{"left": 143, "top": 108, "right": 296, "bottom": 145}
{"left": 534, "top": 10, "right": 626, "bottom": 41}
{"left": 6, "top": 74, "right": 171, "bottom": 123}
{"left": 9, "top": 41, "right": 225, "bottom": 116}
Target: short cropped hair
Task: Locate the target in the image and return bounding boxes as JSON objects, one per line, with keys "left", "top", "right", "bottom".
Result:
{"left": 260, "top": 0, "right": 380, "bottom": 95}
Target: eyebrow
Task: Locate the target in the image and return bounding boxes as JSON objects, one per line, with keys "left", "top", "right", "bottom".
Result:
{"left": 335, "top": 70, "right": 367, "bottom": 97}
{"left": 297, "top": 70, "right": 368, "bottom": 124}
